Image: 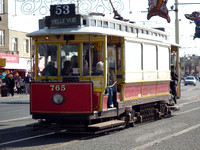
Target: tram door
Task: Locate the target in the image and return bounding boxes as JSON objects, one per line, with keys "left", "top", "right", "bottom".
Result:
{"left": 171, "top": 45, "right": 181, "bottom": 99}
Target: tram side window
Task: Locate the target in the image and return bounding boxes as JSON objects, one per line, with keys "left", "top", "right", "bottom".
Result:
{"left": 60, "top": 44, "right": 79, "bottom": 76}
{"left": 82, "top": 42, "right": 104, "bottom": 76}
{"left": 37, "top": 44, "right": 58, "bottom": 77}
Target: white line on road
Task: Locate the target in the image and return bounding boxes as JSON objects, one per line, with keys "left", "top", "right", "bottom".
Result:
{"left": 175, "top": 106, "right": 200, "bottom": 115}
{"left": 0, "top": 116, "right": 31, "bottom": 123}
{"left": 132, "top": 123, "right": 200, "bottom": 150}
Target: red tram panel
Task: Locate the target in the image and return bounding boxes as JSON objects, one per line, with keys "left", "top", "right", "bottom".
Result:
{"left": 30, "top": 82, "right": 93, "bottom": 114}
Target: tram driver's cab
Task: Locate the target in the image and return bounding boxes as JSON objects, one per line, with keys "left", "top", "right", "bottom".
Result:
{"left": 34, "top": 37, "right": 121, "bottom": 110}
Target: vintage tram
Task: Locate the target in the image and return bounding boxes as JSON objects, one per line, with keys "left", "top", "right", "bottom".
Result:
{"left": 27, "top": 4, "right": 180, "bottom": 133}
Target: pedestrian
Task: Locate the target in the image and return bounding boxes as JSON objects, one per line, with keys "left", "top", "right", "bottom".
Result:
{"left": 16, "top": 76, "right": 21, "bottom": 94}
{"left": 6, "top": 74, "right": 15, "bottom": 96}
{"left": 18, "top": 76, "right": 25, "bottom": 94}
{"left": 24, "top": 74, "right": 31, "bottom": 94}
{"left": 170, "top": 65, "right": 178, "bottom": 104}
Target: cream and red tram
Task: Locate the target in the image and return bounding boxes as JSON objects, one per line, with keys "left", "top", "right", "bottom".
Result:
{"left": 27, "top": 4, "right": 180, "bottom": 132}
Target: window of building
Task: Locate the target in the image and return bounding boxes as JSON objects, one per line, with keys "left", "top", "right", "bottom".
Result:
{"left": 0, "top": 30, "right": 5, "bottom": 46}
{"left": 23, "top": 39, "right": 29, "bottom": 53}
{"left": 0, "top": 0, "right": 4, "bottom": 14}
{"left": 12, "top": 38, "right": 18, "bottom": 51}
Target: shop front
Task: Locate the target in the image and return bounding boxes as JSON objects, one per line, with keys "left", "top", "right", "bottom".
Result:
{"left": 0, "top": 54, "right": 31, "bottom": 87}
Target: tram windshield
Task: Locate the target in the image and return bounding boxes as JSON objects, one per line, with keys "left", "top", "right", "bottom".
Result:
{"left": 38, "top": 43, "right": 58, "bottom": 77}
{"left": 60, "top": 44, "right": 79, "bottom": 76}
{"left": 82, "top": 42, "right": 104, "bottom": 76}
{"left": 36, "top": 42, "right": 104, "bottom": 78}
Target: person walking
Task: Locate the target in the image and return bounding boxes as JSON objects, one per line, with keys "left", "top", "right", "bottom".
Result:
{"left": 24, "top": 74, "right": 31, "bottom": 94}
{"left": 6, "top": 74, "right": 15, "bottom": 96}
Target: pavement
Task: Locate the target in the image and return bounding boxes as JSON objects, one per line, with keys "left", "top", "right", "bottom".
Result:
{"left": 0, "top": 93, "right": 30, "bottom": 103}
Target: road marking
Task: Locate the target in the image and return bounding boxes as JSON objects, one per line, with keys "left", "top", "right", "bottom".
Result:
{"left": 179, "top": 99, "right": 200, "bottom": 106}
{"left": 175, "top": 106, "right": 200, "bottom": 115}
{"left": 0, "top": 132, "right": 55, "bottom": 146}
{"left": 0, "top": 116, "right": 31, "bottom": 123}
{"left": 132, "top": 123, "right": 200, "bottom": 150}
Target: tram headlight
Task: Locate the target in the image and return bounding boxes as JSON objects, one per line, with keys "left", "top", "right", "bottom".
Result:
{"left": 52, "top": 93, "right": 65, "bottom": 105}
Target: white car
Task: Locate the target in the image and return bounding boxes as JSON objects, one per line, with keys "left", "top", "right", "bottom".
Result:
{"left": 184, "top": 76, "right": 196, "bottom": 86}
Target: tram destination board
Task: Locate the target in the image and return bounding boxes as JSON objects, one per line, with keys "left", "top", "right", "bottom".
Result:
{"left": 50, "top": 4, "right": 75, "bottom": 17}
{"left": 46, "top": 4, "right": 80, "bottom": 28}
{"left": 45, "top": 15, "right": 81, "bottom": 28}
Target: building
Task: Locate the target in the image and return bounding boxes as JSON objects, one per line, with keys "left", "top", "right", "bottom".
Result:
{"left": 0, "top": 0, "right": 36, "bottom": 81}
{"left": 180, "top": 55, "right": 200, "bottom": 77}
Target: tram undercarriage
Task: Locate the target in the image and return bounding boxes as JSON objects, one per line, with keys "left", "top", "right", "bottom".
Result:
{"left": 31, "top": 97, "right": 176, "bottom": 134}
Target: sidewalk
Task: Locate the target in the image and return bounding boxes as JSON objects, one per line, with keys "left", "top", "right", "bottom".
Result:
{"left": 0, "top": 93, "right": 30, "bottom": 103}
{"left": 0, "top": 93, "right": 29, "bottom": 99}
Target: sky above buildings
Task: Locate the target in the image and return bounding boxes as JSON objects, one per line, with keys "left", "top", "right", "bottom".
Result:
{"left": 10, "top": 0, "right": 200, "bottom": 56}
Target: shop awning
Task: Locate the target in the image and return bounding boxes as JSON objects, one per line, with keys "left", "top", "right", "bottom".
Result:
{"left": 3, "top": 63, "right": 26, "bottom": 70}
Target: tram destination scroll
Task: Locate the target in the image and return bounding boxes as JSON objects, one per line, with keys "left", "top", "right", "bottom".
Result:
{"left": 45, "top": 15, "right": 81, "bottom": 28}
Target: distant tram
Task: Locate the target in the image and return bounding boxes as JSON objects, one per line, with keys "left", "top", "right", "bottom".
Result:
{"left": 27, "top": 4, "right": 180, "bottom": 133}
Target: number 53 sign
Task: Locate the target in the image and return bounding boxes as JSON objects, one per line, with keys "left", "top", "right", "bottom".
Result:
{"left": 50, "top": 4, "right": 76, "bottom": 17}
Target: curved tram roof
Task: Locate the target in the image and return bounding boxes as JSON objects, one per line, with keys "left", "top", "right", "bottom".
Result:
{"left": 27, "top": 15, "right": 178, "bottom": 46}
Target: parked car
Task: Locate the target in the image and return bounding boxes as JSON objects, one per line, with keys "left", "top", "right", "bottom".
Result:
{"left": 184, "top": 76, "right": 197, "bottom": 86}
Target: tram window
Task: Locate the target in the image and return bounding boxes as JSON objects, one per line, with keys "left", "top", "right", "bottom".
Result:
{"left": 122, "top": 26, "right": 127, "bottom": 32}
{"left": 82, "top": 42, "right": 104, "bottom": 76}
{"left": 91, "top": 20, "right": 96, "bottom": 26}
{"left": 128, "top": 27, "right": 133, "bottom": 33}
{"left": 83, "top": 19, "right": 87, "bottom": 25}
{"left": 134, "top": 28, "right": 138, "bottom": 34}
{"left": 103, "top": 21, "right": 108, "bottom": 28}
{"left": 116, "top": 24, "right": 121, "bottom": 30}
{"left": 37, "top": 43, "right": 58, "bottom": 77}
{"left": 60, "top": 44, "right": 79, "bottom": 76}
{"left": 110, "top": 23, "right": 115, "bottom": 29}
{"left": 97, "top": 20, "right": 102, "bottom": 27}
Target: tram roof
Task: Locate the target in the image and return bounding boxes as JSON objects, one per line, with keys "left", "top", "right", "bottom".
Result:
{"left": 27, "top": 26, "right": 138, "bottom": 38}
{"left": 27, "top": 15, "right": 168, "bottom": 38}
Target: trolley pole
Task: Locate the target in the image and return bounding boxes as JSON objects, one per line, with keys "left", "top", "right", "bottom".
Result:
{"left": 175, "top": 0, "right": 179, "bottom": 44}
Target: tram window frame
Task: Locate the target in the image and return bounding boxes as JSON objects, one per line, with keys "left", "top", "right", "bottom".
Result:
{"left": 128, "top": 27, "right": 133, "bottom": 33}
{"left": 60, "top": 44, "right": 79, "bottom": 76}
{"left": 110, "top": 22, "right": 115, "bottom": 29}
{"left": 82, "top": 42, "right": 104, "bottom": 76}
{"left": 140, "top": 29, "right": 144, "bottom": 34}
{"left": 83, "top": 19, "right": 87, "bottom": 25}
{"left": 37, "top": 43, "right": 58, "bottom": 77}
{"left": 91, "top": 19, "right": 96, "bottom": 26}
{"left": 134, "top": 28, "right": 138, "bottom": 34}
{"left": 97, "top": 20, "right": 102, "bottom": 27}
{"left": 103, "top": 21, "right": 108, "bottom": 28}
{"left": 122, "top": 26, "right": 127, "bottom": 32}
{"left": 116, "top": 24, "right": 121, "bottom": 30}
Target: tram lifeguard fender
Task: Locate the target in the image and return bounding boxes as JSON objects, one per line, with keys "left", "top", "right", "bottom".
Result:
{"left": 30, "top": 82, "right": 93, "bottom": 114}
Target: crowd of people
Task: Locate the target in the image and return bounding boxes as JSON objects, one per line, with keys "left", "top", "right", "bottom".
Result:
{"left": 3, "top": 74, "right": 31, "bottom": 97}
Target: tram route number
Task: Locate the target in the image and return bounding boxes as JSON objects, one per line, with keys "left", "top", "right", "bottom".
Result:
{"left": 50, "top": 85, "right": 66, "bottom": 92}
{"left": 50, "top": 4, "right": 75, "bottom": 17}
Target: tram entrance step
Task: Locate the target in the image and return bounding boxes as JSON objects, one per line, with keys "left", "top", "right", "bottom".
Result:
{"left": 88, "top": 120, "right": 125, "bottom": 130}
